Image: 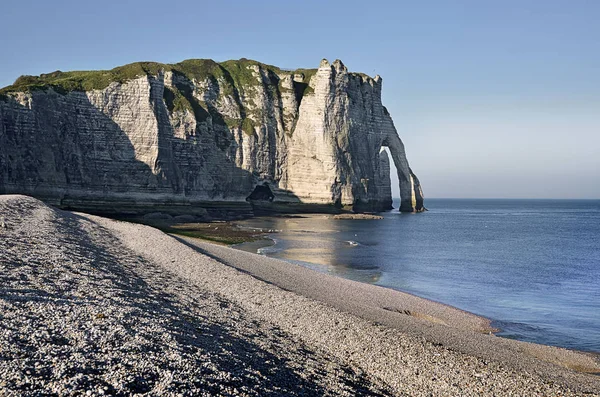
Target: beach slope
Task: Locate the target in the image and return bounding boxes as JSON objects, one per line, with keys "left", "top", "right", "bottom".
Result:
{"left": 1, "top": 195, "right": 598, "bottom": 396}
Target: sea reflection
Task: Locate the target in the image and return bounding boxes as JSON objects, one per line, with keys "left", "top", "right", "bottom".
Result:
{"left": 235, "top": 215, "right": 383, "bottom": 284}
{"left": 234, "top": 200, "right": 600, "bottom": 352}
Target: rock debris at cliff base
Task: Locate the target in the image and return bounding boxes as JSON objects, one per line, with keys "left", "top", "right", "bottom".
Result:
{"left": 1, "top": 195, "right": 599, "bottom": 396}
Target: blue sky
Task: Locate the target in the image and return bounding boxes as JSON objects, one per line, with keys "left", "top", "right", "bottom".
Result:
{"left": 1, "top": 0, "right": 598, "bottom": 198}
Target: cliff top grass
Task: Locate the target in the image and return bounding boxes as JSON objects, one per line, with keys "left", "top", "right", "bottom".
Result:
{"left": 0, "top": 59, "right": 319, "bottom": 97}
{"left": 0, "top": 58, "right": 375, "bottom": 100}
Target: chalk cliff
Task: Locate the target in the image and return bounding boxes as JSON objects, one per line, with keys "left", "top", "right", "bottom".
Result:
{"left": 0, "top": 58, "right": 424, "bottom": 215}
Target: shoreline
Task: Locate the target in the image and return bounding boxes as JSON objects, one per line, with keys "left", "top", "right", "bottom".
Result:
{"left": 233, "top": 237, "right": 600, "bottom": 358}
{"left": 229, "top": 237, "right": 497, "bottom": 335}
{"left": 233, "top": 235, "right": 497, "bottom": 329}
{"left": 228, "top": 212, "right": 600, "bottom": 356}
{"left": 176, "top": 236, "right": 600, "bottom": 375}
{"left": 2, "top": 195, "right": 599, "bottom": 395}
{"left": 79, "top": 210, "right": 600, "bottom": 360}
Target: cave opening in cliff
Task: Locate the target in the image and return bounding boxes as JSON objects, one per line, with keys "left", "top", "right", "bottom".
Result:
{"left": 246, "top": 183, "right": 275, "bottom": 202}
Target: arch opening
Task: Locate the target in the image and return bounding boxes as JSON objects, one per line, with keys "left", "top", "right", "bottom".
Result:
{"left": 380, "top": 137, "right": 424, "bottom": 212}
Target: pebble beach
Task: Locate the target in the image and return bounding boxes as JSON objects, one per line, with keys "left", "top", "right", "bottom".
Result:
{"left": 1, "top": 195, "right": 599, "bottom": 396}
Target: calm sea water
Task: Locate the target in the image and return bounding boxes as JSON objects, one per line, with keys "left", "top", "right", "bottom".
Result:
{"left": 235, "top": 199, "right": 600, "bottom": 353}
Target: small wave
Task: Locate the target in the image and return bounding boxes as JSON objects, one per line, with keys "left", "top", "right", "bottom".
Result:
{"left": 257, "top": 239, "right": 282, "bottom": 255}
{"left": 235, "top": 226, "right": 265, "bottom": 232}
{"left": 257, "top": 247, "right": 282, "bottom": 254}
{"left": 491, "top": 320, "right": 548, "bottom": 338}
{"left": 235, "top": 226, "right": 281, "bottom": 233}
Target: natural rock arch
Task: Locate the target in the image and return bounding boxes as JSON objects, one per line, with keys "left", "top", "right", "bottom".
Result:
{"left": 381, "top": 135, "right": 425, "bottom": 213}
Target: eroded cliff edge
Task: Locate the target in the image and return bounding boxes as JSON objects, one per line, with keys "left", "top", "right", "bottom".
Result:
{"left": 0, "top": 58, "right": 424, "bottom": 216}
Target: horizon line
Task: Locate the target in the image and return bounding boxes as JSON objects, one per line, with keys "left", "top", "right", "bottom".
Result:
{"left": 392, "top": 197, "right": 600, "bottom": 200}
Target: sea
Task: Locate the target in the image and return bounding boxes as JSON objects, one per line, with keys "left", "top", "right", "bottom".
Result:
{"left": 234, "top": 199, "right": 600, "bottom": 353}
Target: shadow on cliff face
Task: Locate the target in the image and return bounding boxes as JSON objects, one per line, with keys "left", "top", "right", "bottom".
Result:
{"left": 151, "top": 73, "right": 305, "bottom": 216}
{"left": 168, "top": 70, "right": 235, "bottom": 152}
{"left": 0, "top": 92, "right": 157, "bottom": 199}
{"left": 244, "top": 183, "right": 325, "bottom": 215}
{"left": 0, "top": 88, "right": 304, "bottom": 217}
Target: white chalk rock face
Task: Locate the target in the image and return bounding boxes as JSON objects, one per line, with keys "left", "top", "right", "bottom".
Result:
{"left": 0, "top": 59, "right": 423, "bottom": 214}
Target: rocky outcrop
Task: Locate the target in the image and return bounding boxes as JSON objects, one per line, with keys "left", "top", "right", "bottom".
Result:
{"left": 0, "top": 58, "right": 423, "bottom": 215}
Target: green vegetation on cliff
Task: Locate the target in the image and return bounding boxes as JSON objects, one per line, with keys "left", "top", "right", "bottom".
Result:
{"left": 0, "top": 58, "right": 374, "bottom": 140}
{"left": 293, "top": 68, "right": 318, "bottom": 96}
{"left": 0, "top": 59, "right": 317, "bottom": 98}
{"left": 1, "top": 62, "right": 167, "bottom": 95}
{"left": 162, "top": 86, "right": 193, "bottom": 114}
{"left": 0, "top": 58, "right": 325, "bottom": 144}
{"left": 241, "top": 118, "right": 255, "bottom": 136}
{"left": 0, "top": 58, "right": 377, "bottom": 104}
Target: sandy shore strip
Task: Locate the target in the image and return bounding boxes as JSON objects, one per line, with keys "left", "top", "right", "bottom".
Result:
{"left": 1, "top": 195, "right": 599, "bottom": 396}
